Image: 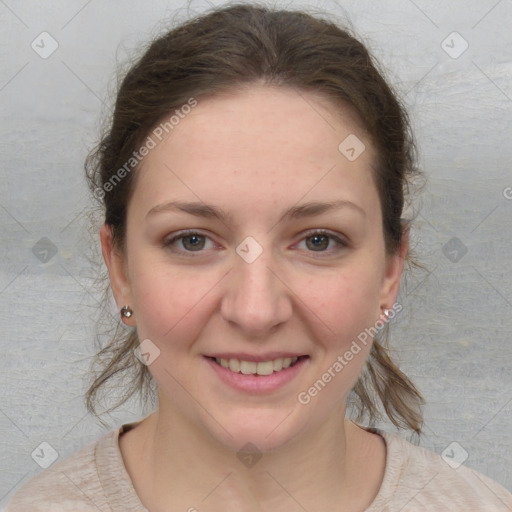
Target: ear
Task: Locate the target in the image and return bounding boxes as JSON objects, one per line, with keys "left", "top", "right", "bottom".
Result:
{"left": 100, "top": 224, "right": 135, "bottom": 325}
{"left": 379, "top": 224, "right": 409, "bottom": 310}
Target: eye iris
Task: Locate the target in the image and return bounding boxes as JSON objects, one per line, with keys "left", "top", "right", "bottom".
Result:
{"left": 307, "top": 234, "right": 329, "bottom": 251}
{"left": 183, "top": 234, "right": 205, "bottom": 250}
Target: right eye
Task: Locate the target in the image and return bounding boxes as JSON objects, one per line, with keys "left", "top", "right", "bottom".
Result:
{"left": 163, "top": 230, "right": 216, "bottom": 255}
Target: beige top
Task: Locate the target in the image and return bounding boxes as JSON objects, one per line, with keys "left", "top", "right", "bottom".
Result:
{"left": 7, "top": 419, "right": 512, "bottom": 511}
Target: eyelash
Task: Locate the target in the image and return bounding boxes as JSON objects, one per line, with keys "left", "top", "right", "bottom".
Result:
{"left": 162, "top": 229, "right": 347, "bottom": 258}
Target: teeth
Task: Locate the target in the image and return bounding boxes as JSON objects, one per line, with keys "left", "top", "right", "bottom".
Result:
{"left": 273, "top": 358, "right": 283, "bottom": 371}
{"left": 215, "top": 356, "right": 299, "bottom": 375}
{"left": 256, "top": 360, "right": 274, "bottom": 375}
{"left": 240, "top": 360, "right": 257, "bottom": 374}
{"left": 228, "top": 358, "right": 240, "bottom": 372}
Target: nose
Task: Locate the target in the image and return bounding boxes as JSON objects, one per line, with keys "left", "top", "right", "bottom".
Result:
{"left": 220, "top": 240, "right": 292, "bottom": 337}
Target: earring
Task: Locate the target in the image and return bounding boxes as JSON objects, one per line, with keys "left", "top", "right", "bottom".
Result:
{"left": 381, "top": 308, "right": 391, "bottom": 321}
{"left": 120, "top": 305, "right": 133, "bottom": 319}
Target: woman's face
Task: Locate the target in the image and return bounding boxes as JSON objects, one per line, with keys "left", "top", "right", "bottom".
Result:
{"left": 103, "top": 84, "right": 405, "bottom": 451}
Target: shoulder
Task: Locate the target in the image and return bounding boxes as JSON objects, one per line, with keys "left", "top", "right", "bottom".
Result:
{"left": 6, "top": 428, "right": 119, "bottom": 512}
{"left": 368, "top": 428, "right": 512, "bottom": 511}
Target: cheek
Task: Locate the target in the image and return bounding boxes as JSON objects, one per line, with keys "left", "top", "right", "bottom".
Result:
{"left": 299, "top": 261, "right": 383, "bottom": 347}
{"left": 129, "top": 258, "right": 220, "bottom": 350}
{"left": 299, "top": 268, "right": 382, "bottom": 404}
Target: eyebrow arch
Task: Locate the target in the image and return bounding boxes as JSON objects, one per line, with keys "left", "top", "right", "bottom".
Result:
{"left": 146, "top": 199, "right": 366, "bottom": 223}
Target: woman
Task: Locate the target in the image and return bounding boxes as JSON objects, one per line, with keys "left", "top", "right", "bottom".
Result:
{"left": 7, "top": 3, "right": 512, "bottom": 511}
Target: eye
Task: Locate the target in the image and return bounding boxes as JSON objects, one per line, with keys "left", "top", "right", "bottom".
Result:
{"left": 163, "top": 229, "right": 347, "bottom": 257}
{"left": 297, "top": 229, "right": 347, "bottom": 256}
{"left": 163, "top": 230, "right": 215, "bottom": 255}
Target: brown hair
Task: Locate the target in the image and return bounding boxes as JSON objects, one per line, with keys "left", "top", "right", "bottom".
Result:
{"left": 85, "top": 2, "right": 424, "bottom": 433}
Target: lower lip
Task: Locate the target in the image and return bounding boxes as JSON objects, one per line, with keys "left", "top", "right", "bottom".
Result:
{"left": 205, "top": 356, "right": 308, "bottom": 394}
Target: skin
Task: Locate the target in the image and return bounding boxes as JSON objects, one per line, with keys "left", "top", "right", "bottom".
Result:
{"left": 101, "top": 83, "right": 407, "bottom": 511}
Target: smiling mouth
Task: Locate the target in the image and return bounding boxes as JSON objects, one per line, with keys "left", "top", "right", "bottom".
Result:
{"left": 208, "top": 356, "right": 308, "bottom": 376}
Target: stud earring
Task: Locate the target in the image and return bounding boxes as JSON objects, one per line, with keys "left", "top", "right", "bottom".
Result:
{"left": 120, "top": 305, "right": 133, "bottom": 319}
{"left": 380, "top": 308, "right": 392, "bottom": 322}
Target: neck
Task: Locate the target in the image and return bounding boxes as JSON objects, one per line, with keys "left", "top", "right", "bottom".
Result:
{"left": 122, "top": 398, "right": 384, "bottom": 511}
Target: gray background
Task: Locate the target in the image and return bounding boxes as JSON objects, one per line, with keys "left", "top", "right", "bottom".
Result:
{"left": 1, "top": 0, "right": 511, "bottom": 506}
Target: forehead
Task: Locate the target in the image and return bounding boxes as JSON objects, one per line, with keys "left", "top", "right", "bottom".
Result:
{"left": 130, "top": 84, "right": 379, "bottom": 224}
{"left": 156, "top": 84, "right": 371, "bottom": 160}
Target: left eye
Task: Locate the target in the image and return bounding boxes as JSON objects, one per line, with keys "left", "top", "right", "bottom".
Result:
{"left": 297, "top": 230, "right": 346, "bottom": 255}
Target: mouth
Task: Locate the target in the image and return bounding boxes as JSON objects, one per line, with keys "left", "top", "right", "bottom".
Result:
{"left": 204, "top": 354, "right": 309, "bottom": 394}
{"left": 207, "top": 355, "right": 308, "bottom": 376}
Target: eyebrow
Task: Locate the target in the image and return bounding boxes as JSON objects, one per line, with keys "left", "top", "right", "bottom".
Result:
{"left": 146, "top": 199, "right": 366, "bottom": 223}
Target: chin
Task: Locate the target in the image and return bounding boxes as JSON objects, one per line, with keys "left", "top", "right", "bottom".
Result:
{"left": 202, "top": 407, "right": 304, "bottom": 453}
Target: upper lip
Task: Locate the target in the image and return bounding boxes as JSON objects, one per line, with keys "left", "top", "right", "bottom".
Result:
{"left": 204, "top": 352, "right": 307, "bottom": 362}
